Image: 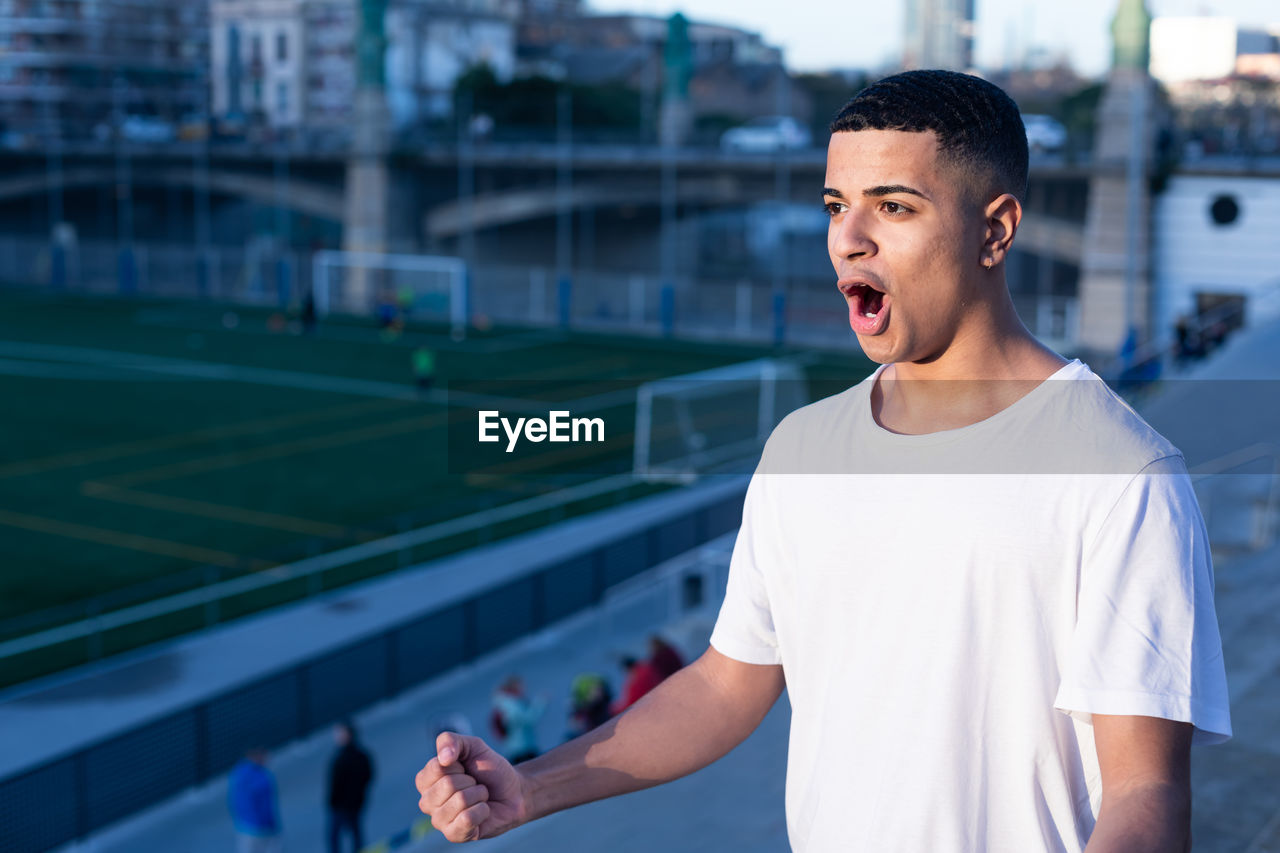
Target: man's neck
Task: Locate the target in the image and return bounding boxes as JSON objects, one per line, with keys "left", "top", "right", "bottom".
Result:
{"left": 871, "top": 323, "right": 1069, "bottom": 436}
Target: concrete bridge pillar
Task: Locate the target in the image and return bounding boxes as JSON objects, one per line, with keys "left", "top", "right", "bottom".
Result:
{"left": 340, "top": 0, "right": 391, "bottom": 312}
{"left": 1077, "top": 69, "right": 1156, "bottom": 357}
{"left": 1077, "top": 0, "right": 1157, "bottom": 362}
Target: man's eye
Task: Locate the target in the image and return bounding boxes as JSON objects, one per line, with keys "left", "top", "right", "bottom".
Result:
{"left": 823, "top": 202, "right": 845, "bottom": 217}
{"left": 881, "top": 201, "right": 910, "bottom": 216}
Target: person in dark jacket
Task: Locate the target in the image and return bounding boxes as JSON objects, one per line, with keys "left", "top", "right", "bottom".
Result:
{"left": 227, "top": 747, "right": 281, "bottom": 853}
{"left": 327, "top": 720, "right": 375, "bottom": 853}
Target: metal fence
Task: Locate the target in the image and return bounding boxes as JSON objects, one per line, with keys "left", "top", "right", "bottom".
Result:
{"left": 1, "top": 239, "right": 304, "bottom": 307}
{"left": 0, "top": 237, "right": 862, "bottom": 347}
{"left": 0, "top": 486, "right": 744, "bottom": 853}
{"left": 0, "top": 237, "right": 1092, "bottom": 350}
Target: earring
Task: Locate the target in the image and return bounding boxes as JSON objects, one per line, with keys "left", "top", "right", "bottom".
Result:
{"left": 983, "top": 258, "right": 993, "bottom": 269}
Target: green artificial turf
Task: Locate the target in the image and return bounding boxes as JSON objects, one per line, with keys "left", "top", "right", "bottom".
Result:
{"left": 0, "top": 284, "right": 871, "bottom": 684}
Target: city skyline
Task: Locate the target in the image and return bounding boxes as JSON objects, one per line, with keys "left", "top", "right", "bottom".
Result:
{"left": 587, "top": 0, "right": 1280, "bottom": 76}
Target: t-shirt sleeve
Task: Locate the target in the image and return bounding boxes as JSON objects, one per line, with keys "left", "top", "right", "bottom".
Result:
{"left": 709, "top": 470, "right": 783, "bottom": 666}
{"left": 1054, "top": 455, "right": 1232, "bottom": 744}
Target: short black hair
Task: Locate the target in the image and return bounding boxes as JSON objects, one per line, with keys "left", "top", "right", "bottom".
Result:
{"left": 830, "top": 70, "right": 1028, "bottom": 202}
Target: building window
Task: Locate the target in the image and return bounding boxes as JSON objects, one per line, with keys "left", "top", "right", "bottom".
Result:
{"left": 1209, "top": 194, "right": 1241, "bottom": 226}
{"left": 276, "top": 31, "right": 287, "bottom": 62}
{"left": 277, "top": 81, "right": 289, "bottom": 116}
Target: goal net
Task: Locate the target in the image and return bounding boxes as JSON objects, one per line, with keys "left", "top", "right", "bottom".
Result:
{"left": 311, "top": 250, "right": 468, "bottom": 334}
{"left": 633, "top": 358, "right": 808, "bottom": 482}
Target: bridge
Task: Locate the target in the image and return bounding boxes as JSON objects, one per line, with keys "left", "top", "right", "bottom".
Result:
{"left": 0, "top": 143, "right": 1092, "bottom": 267}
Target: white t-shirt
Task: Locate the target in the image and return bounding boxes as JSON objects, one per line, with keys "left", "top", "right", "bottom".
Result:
{"left": 710, "top": 359, "right": 1231, "bottom": 853}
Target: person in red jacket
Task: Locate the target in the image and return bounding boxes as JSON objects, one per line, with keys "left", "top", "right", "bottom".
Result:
{"left": 610, "top": 656, "right": 663, "bottom": 715}
{"left": 648, "top": 635, "right": 684, "bottom": 679}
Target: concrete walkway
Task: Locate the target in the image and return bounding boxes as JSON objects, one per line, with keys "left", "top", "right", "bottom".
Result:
{"left": 57, "top": 538, "right": 793, "bottom": 853}
{"left": 58, "top": 537, "right": 1280, "bottom": 853}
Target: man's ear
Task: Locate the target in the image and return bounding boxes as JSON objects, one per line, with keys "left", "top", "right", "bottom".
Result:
{"left": 981, "top": 193, "right": 1022, "bottom": 270}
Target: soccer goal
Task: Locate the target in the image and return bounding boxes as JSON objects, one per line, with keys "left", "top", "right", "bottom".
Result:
{"left": 311, "top": 250, "right": 468, "bottom": 334}
{"left": 633, "top": 358, "right": 809, "bottom": 482}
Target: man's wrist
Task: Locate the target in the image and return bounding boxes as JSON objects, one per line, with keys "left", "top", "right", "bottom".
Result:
{"left": 517, "top": 763, "right": 552, "bottom": 824}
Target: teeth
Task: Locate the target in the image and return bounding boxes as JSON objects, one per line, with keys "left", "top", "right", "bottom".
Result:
{"left": 863, "top": 312, "right": 876, "bottom": 318}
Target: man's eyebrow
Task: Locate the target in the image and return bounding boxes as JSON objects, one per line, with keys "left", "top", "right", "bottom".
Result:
{"left": 821, "top": 185, "right": 932, "bottom": 201}
{"left": 862, "top": 184, "right": 930, "bottom": 201}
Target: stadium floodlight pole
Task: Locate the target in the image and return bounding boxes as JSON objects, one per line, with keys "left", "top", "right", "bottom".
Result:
{"left": 555, "top": 89, "right": 573, "bottom": 328}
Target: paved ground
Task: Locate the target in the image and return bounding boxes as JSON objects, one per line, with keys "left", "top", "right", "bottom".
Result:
{"left": 61, "top": 532, "right": 1280, "bottom": 853}
{"left": 58, "top": 541, "right": 794, "bottom": 853}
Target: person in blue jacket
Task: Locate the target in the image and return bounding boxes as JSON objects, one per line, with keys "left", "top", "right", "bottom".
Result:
{"left": 228, "top": 747, "right": 282, "bottom": 853}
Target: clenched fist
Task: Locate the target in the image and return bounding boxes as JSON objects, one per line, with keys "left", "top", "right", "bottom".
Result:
{"left": 416, "top": 731, "right": 533, "bottom": 842}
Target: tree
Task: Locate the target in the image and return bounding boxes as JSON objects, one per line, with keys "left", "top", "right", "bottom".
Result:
{"left": 454, "top": 65, "right": 642, "bottom": 136}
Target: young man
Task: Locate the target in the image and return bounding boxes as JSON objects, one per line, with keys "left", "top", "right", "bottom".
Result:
{"left": 414, "top": 71, "right": 1231, "bottom": 851}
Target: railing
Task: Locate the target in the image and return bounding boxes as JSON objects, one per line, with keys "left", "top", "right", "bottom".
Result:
{"left": 1105, "top": 276, "right": 1280, "bottom": 385}
{"left": 0, "top": 472, "right": 646, "bottom": 670}
{"left": 1190, "top": 442, "right": 1280, "bottom": 554}
{"left": 0, "top": 237, "right": 859, "bottom": 348}
{"left": 0, "top": 237, "right": 306, "bottom": 307}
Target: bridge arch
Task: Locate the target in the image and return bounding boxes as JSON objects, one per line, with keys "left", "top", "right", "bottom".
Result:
{"left": 0, "top": 167, "right": 345, "bottom": 223}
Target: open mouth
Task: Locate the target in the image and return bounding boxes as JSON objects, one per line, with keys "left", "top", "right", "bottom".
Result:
{"left": 843, "top": 282, "right": 885, "bottom": 318}
{"left": 838, "top": 280, "right": 890, "bottom": 335}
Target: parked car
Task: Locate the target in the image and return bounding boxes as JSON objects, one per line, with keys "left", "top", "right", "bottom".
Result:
{"left": 1023, "top": 114, "right": 1067, "bottom": 153}
{"left": 121, "top": 115, "right": 175, "bottom": 143}
{"left": 176, "top": 113, "right": 210, "bottom": 142}
{"left": 720, "top": 116, "right": 812, "bottom": 153}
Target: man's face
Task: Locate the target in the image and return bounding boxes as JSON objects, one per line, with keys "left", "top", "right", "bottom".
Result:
{"left": 823, "top": 129, "right": 986, "bottom": 365}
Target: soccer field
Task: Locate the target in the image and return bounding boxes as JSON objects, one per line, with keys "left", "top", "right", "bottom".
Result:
{"left": 0, "top": 285, "right": 870, "bottom": 684}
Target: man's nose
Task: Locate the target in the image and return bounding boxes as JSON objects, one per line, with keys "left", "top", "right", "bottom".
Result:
{"left": 831, "top": 211, "right": 876, "bottom": 261}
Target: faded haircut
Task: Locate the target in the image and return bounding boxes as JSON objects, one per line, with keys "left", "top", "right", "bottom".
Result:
{"left": 830, "top": 70, "right": 1029, "bottom": 203}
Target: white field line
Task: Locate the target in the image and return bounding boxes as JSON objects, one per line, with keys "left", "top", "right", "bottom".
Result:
{"left": 0, "top": 339, "right": 628, "bottom": 413}
{"left": 131, "top": 306, "right": 556, "bottom": 354}
{"left": 0, "top": 357, "right": 191, "bottom": 382}
{"left": 0, "top": 471, "right": 640, "bottom": 660}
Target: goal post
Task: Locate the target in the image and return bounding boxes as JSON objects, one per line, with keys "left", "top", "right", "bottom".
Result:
{"left": 633, "top": 358, "right": 809, "bottom": 482}
{"left": 311, "top": 250, "right": 469, "bottom": 334}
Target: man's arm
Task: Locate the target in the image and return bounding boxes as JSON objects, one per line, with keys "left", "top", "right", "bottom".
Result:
{"left": 416, "top": 646, "right": 784, "bottom": 842}
{"left": 1084, "top": 714, "right": 1193, "bottom": 853}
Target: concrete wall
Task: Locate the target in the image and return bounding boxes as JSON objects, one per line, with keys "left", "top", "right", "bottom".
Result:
{"left": 1153, "top": 173, "right": 1280, "bottom": 341}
